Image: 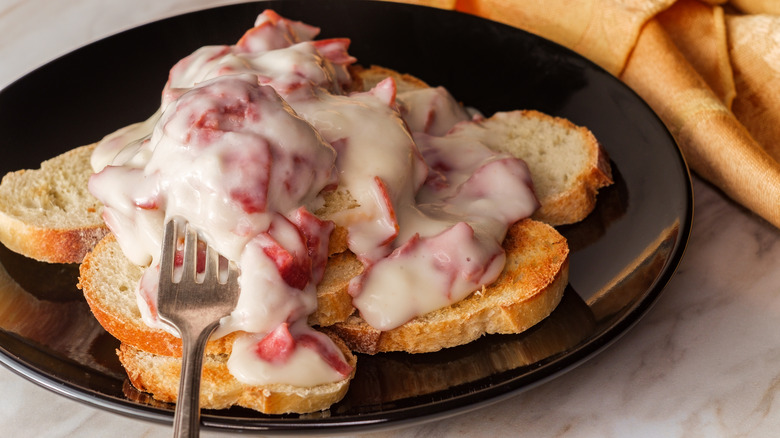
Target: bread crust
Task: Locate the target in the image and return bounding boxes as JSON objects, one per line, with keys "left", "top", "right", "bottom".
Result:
{"left": 517, "top": 110, "right": 613, "bottom": 225}
{"left": 0, "top": 221, "right": 108, "bottom": 265}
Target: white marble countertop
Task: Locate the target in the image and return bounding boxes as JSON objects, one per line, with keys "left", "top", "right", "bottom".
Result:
{"left": 3, "top": 1, "right": 780, "bottom": 437}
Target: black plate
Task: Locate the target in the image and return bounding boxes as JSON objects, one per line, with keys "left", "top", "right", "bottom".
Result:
{"left": 0, "top": 0, "right": 692, "bottom": 433}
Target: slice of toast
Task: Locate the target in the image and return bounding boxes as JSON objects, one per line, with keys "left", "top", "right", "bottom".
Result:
{"left": 0, "top": 144, "right": 108, "bottom": 263}
{"left": 351, "top": 65, "right": 613, "bottom": 226}
{"left": 78, "top": 233, "right": 356, "bottom": 357}
{"left": 79, "top": 217, "right": 568, "bottom": 356}
{"left": 327, "top": 218, "right": 568, "bottom": 354}
{"left": 448, "top": 110, "right": 613, "bottom": 226}
{"left": 117, "top": 338, "right": 356, "bottom": 414}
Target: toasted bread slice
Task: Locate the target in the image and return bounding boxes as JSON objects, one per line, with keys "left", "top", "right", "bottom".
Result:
{"left": 0, "top": 144, "right": 108, "bottom": 263}
{"left": 351, "top": 66, "right": 612, "bottom": 226}
{"left": 77, "top": 234, "right": 232, "bottom": 356}
{"left": 117, "top": 336, "right": 356, "bottom": 414}
{"left": 78, "top": 233, "right": 356, "bottom": 356}
{"left": 450, "top": 110, "right": 613, "bottom": 225}
{"left": 327, "top": 218, "right": 569, "bottom": 354}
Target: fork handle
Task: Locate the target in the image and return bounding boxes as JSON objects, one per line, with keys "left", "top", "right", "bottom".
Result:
{"left": 173, "top": 323, "right": 217, "bottom": 438}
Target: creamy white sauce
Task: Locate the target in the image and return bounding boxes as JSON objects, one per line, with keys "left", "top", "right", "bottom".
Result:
{"left": 293, "top": 80, "right": 429, "bottom": 261}
{"left": 88, "top": 9, "right": 539, "bottom": 386}
{"left": 228, "top": 320, "right": 349, "bottom": 387}
{"left": 350, "top": 132, "right": 539, "bottom": 330}
{"left": 397, "top": 86, "right": 471, "bottom": 136}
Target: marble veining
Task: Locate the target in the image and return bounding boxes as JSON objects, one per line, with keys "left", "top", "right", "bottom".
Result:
{"left": 3, "top": 1, "right": 780, "bottom": 437}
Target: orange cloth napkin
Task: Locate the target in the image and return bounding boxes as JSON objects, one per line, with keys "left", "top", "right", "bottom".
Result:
{"left": 387, "top": 0, "right": 780, "bottom": 229}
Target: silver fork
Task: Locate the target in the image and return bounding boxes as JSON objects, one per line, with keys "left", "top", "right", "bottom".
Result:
{"left": 157, "top": 216, "right": 240, "bottom": 438}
